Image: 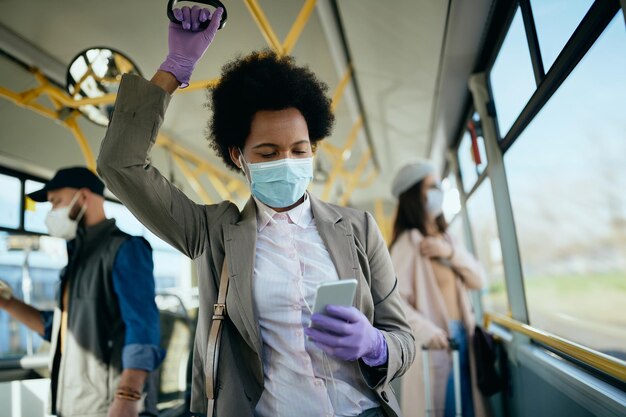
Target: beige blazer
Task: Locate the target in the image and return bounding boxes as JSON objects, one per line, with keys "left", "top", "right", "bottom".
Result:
{"left": 390, "top": 230, "right": 487, "bottom": 417}
{"left": 97, "top": 74, "right": 415, "bottom": 417}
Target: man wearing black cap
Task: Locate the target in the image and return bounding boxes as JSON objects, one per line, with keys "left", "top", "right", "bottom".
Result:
{"left": 0, "top": 166, "right": 164, "bottom": 417}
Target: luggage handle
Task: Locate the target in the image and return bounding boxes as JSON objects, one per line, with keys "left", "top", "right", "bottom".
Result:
{"left": 421, "top": 337, "right": 459, "bottom": 351}
{"left": 421, "top": 338, "right": 463, "bottom": 417}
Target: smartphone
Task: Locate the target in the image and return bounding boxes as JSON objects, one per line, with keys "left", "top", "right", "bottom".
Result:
{"left": 311, "top": 279, "right": 358, "bottom": 315}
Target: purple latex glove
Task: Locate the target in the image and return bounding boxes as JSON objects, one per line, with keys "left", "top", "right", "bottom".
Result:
{"left": 304, "top": 305, "right": 388, "bottom": 366}
{"left": 159, "top": 6, "right": 223, "bottom": 87}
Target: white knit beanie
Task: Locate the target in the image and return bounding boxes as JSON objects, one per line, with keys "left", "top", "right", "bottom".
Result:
{"left": 391, "top": 160, "right": 435, "bottom": 198}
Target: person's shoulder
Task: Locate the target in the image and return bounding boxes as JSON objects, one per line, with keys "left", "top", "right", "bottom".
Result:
{"left": 203, "top": 199, "right": 243, "bottom": 225}
{"left": 313, "top": 197, "right": 369, "bottom": 224}
{"left": 332, "top": 202, "right": 366, "bottom": 220}
{"left": 118, "top": 235, "right": 152, "bottom": 253}
{"left": 394, "top": 229, "right": 423, "bottom": 248}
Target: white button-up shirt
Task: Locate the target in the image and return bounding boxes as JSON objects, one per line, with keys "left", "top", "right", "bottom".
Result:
{"left": 252, "top": 194, "right": 380, "bottom": 417}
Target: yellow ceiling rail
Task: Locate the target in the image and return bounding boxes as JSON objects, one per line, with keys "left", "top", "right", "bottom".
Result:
{"left": 0, "top": 81, "right": 97, "bottom": 172}
{"left": 226, "top": 178, "right": 246, "bottom": 194}
{"left": 0, "top": 67, "right": 246, "bottom": 199}
{"left": 45, "top": 76, "right": 220, "bottom": 108}
{"left": 357, "top": 167, "right": 379, "bottom": 189}
{"left": 331, "top": 66, "right": 352, "bottom": 113}
{"left": 243, "top": 0, "right": 284, "bottom": 53}
{"left": 338, "top": 150, "right": 371, "bottom": 206}
{"left": 1, "top": 0, "right": 375, "bottom": 206}
{"left": 170, "top": 153, "right": 214, "bottom": 204}
{"left": 320, "top": 141, "right": 341, "bottom": 156}
{"left": 374, "top": 198, "right": 392, "bottom": 244}
{"left": 204, "top": 167, "right": 233, "bottom": 202}
{"left": 321, "top": 117, "right": 363, "bottom": 200}
{"left": 64, "top": 113, "right": 97, "bottom": 172}
{"left": 156, "top": 135, "right": 239, "bottom": 182}
{"left": 282, "top": 0, "right": 318, "bottom": 55}
{"left": 243, "top": 0, "right": 318, "bottom": 57}
{"left": 0, "top": 85, "right": 58, "bottom": 120}
{"left": 156, "top": 133, "right": 248, "bottom": 203}
{"left": 45, "top": 86, "right": 118, "bottom": 108}
{"left": 484, "top": 311, "right": 626, "bottom": 382}
{"left": 184, "top": 77, "right": 220, "bottom": 92}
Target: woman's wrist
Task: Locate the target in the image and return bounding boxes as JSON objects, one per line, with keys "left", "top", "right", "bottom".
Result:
{"left": 150, "top": 70, "right": 181, "bottom": 94}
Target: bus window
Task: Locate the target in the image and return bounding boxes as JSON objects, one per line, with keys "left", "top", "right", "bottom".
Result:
{"left": 442, "top": 171, "right": 462, "bottom": 224}
{"left": 0, "top": 232, "right": 64, "bottom": 359}
{"left": 104, "top": 201, "right": 192, "bottom": 292}
{"left": 0, "top": 174, "right": 21, "bottom": 230}
{"left": 530, "top": 0, "right": 594, "bottom": 71}
{"left": 503, "top": 14, "right": 626, "bottom": 359}
{"left": 465, "top": 179, "right": 507, "bottom": 314}
{"left": 0, "top": 169, "right": 194, "bottom": 362}
{"left": 490, "top": 7, "right": 537, "bottom": 139}
{"left": 24, "top": 180, "right": 52, "bottom": 234}
{"left": 447, "top": 217, "right": 465, "bottom": 254}
{"left": 457, "top": 115, "right": 488, "bottom": 194}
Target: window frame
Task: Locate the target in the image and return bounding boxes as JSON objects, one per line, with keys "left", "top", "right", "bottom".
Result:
{"left": 451, "top": 0, "right": 626, "bottom": 384}
{"left": 485, "top": 0, "right": 621, "bottom": 152}
{"left": 451, "top": 108, "right": 489, "bottom": 202}
{"left": 0, "top": 166, "right": 46, "bottom": 235}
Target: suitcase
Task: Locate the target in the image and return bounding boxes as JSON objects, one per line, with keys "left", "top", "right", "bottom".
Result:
{"left": 422, "top": 339, "right": 462, "bottom": 417}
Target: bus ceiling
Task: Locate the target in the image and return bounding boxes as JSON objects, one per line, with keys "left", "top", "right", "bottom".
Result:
{"left": 0, "top": 0, "right": 492, "bottom": 207}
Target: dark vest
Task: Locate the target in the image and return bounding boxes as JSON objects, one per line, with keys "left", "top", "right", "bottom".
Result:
{"left": 49, "top": 219, "right": 156, "bottom": 417}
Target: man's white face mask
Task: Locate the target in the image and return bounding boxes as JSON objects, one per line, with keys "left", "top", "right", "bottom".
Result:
{"left": 44, "top": 192, "right": 87, "bottom": 240}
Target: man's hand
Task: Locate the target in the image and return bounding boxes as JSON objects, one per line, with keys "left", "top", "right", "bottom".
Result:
{"left": 420, "top": 237, "right": 453, "bottom": 259}
{"left": 110, "top": 369, "right": 148, "bottom": 417}
{"left": 0, "top": 280, "right": 13, "bottom": 309}
{"left": 107, "top": 398, "right": 139, "bottom": 417}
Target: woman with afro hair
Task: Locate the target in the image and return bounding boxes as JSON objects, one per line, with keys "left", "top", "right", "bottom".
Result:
{"left": 98, "top": 6, "right": 414, "bottom": 417}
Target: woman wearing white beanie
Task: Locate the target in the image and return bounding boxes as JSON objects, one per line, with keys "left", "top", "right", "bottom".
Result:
{"left": 389, "top": 160, "right": 487, "bottom": 417}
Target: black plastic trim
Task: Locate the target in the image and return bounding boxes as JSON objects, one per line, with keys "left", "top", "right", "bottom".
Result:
{"left": 519, "top": 0, "right": 545, "bottom": 85}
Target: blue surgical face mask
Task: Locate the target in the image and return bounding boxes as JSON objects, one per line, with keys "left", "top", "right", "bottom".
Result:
{"left": 239, "top": 153, "right": 313, "bottom": 208}
{"left": 426, "top": 188, "right": 444, "bottom": 218}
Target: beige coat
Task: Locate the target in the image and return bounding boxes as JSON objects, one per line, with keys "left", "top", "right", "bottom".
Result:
{"left": 97, "top": 74, "right": 416, "bottom": 417}
{"left": 390, "top": 229, "right": 487, "bottom": 417}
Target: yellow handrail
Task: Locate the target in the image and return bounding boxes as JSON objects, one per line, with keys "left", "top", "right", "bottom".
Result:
{"left": 483, "top": 311, "right": 626, "bottom": 382}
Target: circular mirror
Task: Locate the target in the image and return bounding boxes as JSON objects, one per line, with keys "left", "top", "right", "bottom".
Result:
{"left": 66, "top": 47, "right": 142, "bottom": 126}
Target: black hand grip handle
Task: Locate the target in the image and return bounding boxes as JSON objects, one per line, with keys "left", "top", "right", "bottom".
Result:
{"left": 167, "top": 0, "right": 228, "bottom": 30}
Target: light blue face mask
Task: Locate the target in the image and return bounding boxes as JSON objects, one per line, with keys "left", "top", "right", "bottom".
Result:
{"left": 240, "top": 155, "right": 314, "bottom": 208}
{"left": 426, "top": 188, "right": 444, "bottom": 217}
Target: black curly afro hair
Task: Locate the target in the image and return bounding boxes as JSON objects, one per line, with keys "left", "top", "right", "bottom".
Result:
{"left": 207, "top": 50, "right": 335, "bottom": 171}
